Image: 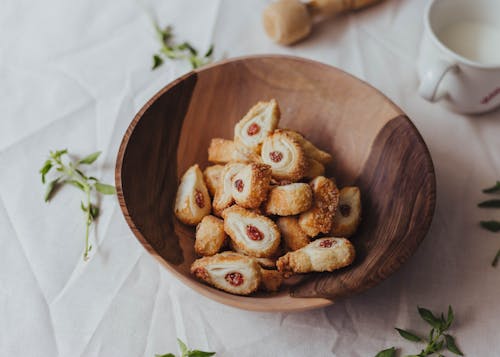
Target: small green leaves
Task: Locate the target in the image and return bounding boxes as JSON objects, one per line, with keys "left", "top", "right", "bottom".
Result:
{"left": 155, "top": 354, "right": 175, "bottom": 357}
{"left": 374, "top": 347, "right": 396, "bottom": 357}
{"left": 95, "top": 182, "right": 116, "bottom": 195}
{"left": 395, "top": 328, "right": 422, "bottom": 342}
{"left": 177, "top": 339, "right": 188, "bottom": 355}
{"left": 418, "top": 307, "right": 442, "bottom": 330}
{"left": 492, "top": 249, "right": 500, "bottom": 267}
{"left": 152, "top": 54, "right": 164, "bottom": 69}
{"left": 79, "top": 151, "right": 101, "bottom": 165}
{"left": 187, "top": 352, "right": 216, "bottom": 357}
{"left": 445, "top": 334, "right": 463, "bottom": 355}
{"left": 480, "top": 220, "right": 500, "bottom": 232}
{"left": 40, "top": 149, "right": 115, "bottom": 261}
{"left": 483, "top": 181, "right": 500, "bottom": 194}
{"left": 155, "top": 339, "right": 215, "bottom": 357}
{"left": 478, "top": 199, "right": 500, "bottom": 208}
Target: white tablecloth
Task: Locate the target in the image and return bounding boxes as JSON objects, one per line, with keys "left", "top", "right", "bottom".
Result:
{"left": 1, "top": 0, "right": 499, "bottom": 356}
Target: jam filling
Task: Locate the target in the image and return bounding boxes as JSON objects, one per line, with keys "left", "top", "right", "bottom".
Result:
{"left": 234, "top": 179, "right": 244, "bottom": 192}
{"left": 247, "top": 123, "right": 260, "bottom": 136}
{"left": 269, "top": 151, "right": 283, "bottom": 163}
{"left": 193, "top": 267, "right": 208, "bottom": 280}
{"left": 194, "top": 189, "right": 205, "bottom": 208}
{"left": 246, "top": 225, "right": 264, "bottom": 241}
{"left": 225, "top": 272, "right": 244, "bottom": 286}
{"left": 319, "top": 239, "right": 335, "bottom": 248}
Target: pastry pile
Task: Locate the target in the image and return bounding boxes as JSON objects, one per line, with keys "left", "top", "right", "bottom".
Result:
{"left": 174, "top": 99, "right": 362, "bottom": 296}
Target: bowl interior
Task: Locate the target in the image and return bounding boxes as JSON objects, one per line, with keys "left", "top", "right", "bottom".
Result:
{"left": 116, "top": 56, "right": 436, "bottom": 311}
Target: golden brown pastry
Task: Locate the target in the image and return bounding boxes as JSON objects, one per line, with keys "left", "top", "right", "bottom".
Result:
{"left": 255, "top": 257, "right": 277, "bottom": 269}
{"left": 331, "top": 186, "right": 362, "bottom": 237}
{"left": 194, "top": 215, "right": 227, "bottom": 256}
{"left": 174, "top": 164, "right": 211, "bottom": 225}
{"left": 261, "top": 130, "right": 307, "bottom": 181}
{"left": 223, "top": 205, "right": 281, "bottom": 258}
{"left": 191, "top": 252, "right": 261, "bottom": 295}
{"left": 284, "top": 129, "right": 333, "bottom": 164}
{"left": 234, "top": 99, "right": 280, "bottom": 153}
{"left": 203, "top": 165, "right": 224, "bottom": 197}
{"left": 212, "top": 163, "right": 246, "bottom": 216}
{"left": 277, "top": 237, "right": 355, "bottom": 275}
{"left": 231, "top": 163, "right": 272, "bottom": 209}
{"left": 277, "top": 216, "right": 310, "bottom": 251}
{"left": 208, "top": 138, "right": 259, "bottom": 164}
{"left": 259, "top": 268, "right": 283, "bottom": 292}
{"left": 264, "top": 183, "right": 312, "bottom": 216}
{"left": 304, "top": 157, "right": 325, "bottom": 179}
{"left": 298, "top": 176, "right": 339, "bottom": 237}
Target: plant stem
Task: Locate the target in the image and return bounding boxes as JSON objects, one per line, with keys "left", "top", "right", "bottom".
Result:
{"left": 83, "top": 188, "right": 91, "bottom": 261}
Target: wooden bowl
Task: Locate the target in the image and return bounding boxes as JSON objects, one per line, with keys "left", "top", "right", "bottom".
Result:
{"left": 115, "top": 55, "right": 436, "bottom": 312}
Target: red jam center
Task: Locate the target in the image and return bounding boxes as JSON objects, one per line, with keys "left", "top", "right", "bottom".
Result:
{"left": 247, "top": 123, "right": 260, "bottom": 136}
{"left": 319, "top": 239, "right": 335, "bottom": 248}
{"left": 246, "top": 225, "right": 264, "bottom": 241}
{"left": 225, "top": 272, "right": 244, "bottom": 286}
{"left": 234, "top": 179, "right": 244, "bottom": 192}
{"left": 194, "top": 267, "right": 208, "bottom": 280}
{"left": 194, "top": 189, "right": 205, "bottom": 208}
{"left": 339, "top": 204, "right": 351, "bottom": 217}
{"left": 269, "top": 151, "right": 283, "bottom": 163}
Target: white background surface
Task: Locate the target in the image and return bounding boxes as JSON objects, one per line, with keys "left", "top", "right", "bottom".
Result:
{"left": 1, "top": 0, "right": 500, "bottom": 356}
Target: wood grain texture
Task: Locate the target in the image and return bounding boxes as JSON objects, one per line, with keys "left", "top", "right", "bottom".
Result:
{"left": 115, "top": 55, "right": 436, "bottom": 311}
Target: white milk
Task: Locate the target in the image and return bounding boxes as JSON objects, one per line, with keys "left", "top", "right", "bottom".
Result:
{"left": 437, "top": 21, "right": 500, "bottom": 65}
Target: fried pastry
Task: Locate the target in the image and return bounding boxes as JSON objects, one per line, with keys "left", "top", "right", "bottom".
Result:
{"left": 203, "top": 165, "right": 224, "bottom": 197}
{"left": 305, "top": 157, "right": 325, "bottom": 179}
{"left": 298, "top": 176, "right": 339, "bottom": 237}
{"left": 229, "top": 241, "right": 277, "bottom": 268}
{"left": 234, "top": 99, "right": 280, "bottom": 153}
{"left": 277, "top": 216, "right": 310, "bottom": 251}
{"left": 174, "top": 164, "right": 211, "bottom": 225}
{"left": 277, "top": 237, "right": 355, "bottom": 275}
{"left": 212, "top": 163, "right": 246, "bottom": 216}
{"left": 259, "top": 268, "right": 283, "bottom": 292}
{"left": 195, "top": 215, "right": 227, "bottom": 256}
{"left": 264, "top": 183, "right": 312, "bottom": 216}
{"left": 191, "top": 252, "right": 261, "bottom": 295}
{"left": 208, "top": 138, "right": 259, "bottom": 164}
{"left": 231, "top": 163, "right": 272, "bottom": 209}
{"left": 223, "top": 205, "right": 281, "bottom": 258}
{"left": 261, "top": 130, "right": 307, "bottom": 181}
{"left": 284, "top": 129, "right": 333, "bottom": 164}
{"left": 331, "top": 186, "right": 362, "bottom": 237}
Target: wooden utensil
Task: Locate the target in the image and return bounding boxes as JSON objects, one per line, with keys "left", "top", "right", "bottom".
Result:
{"left": 263, "top": 0, "right": 384, "bottom": 45}
{"left": 116, "top": 55, "right": 436, "bottom": 312}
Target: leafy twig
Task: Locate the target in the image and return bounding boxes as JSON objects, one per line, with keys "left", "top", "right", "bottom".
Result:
{"left": 155, "top": 338, "right": 215, "bottom": 357}
{"left": 478, "top": 181, "right": 500, "bottom": 265}
{"left": 151, "top": 23, "right": 214, "bottom": 70}
{"left": 39, "top": 149, "right": 116, "bottom": 261}
{"left": 482, "top": 181, "right": 500, "bottom": 194}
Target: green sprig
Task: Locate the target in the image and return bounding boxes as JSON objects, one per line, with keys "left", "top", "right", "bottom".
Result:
{"left": 155, "top": 339, "right": 215, "bottom": 357}
{"left": 39, "top": 149, "right": 116, "bottom": 261}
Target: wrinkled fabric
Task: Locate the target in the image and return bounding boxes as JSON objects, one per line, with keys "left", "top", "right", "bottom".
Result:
{"left": 1, "top": 0, "right": 499, "bottom": 356}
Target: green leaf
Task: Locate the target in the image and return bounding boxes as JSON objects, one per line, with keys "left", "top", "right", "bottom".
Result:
{"left": 51, "top": 149, "right": 68, "bottom": 160}
{"left": 395, "top": 328, "right": 422, "bottom": 342}
{"left": 95, "top": 182, "right": 116, "bottom": 195}
{"left": 204, "top": 44, "right": 214, "bottom": 58}
{"left": 478, "top": 199, "right": 500, "bottom": 208}
{"left": 492, "top": 249, "right": 500, "bottom": 267}
{"left": 44, "top": 178, "right": 60, "bottom": 202}
{"left": 418, "top": 307, "right": 443, "bottom": 329}
{"left": 445, "top": 334, "right": 463, "bottom": 355}
{"left": 89, "top": 204, "right": 99, "bottom": 219}
{"left": 152, "top": 54, "right": 164, "bottom": 70}
{"left": 66, "top": 180, "right": 85, "bottom": 191}
{"left": 81, "top": 201, "right": 87, "bottom": 212}
{"left": 187, "top": 351, "right": 216, "bottom": 357}
{"left": 445, "top": 305, "right": 454, "bottom": 329}
{"left": 374, "top": 347, "right": 396, "bottom": 357}
{"left": 79, "top": 151, "right": 101, "bottom": 165}
{"left": 155, "top": 354, "right": 176, "bottom": 357}
{"left": 483, "top": 181, "right": 500, "bottom": 194}
{"left": 75, "top": 168, "right": 88, "bottom": 180}
{"left": 480, "top": 220, "right": 500, "bottom": 232}
{"left": 40, "top": 160, "right": 52, "bottom": 183}
{"left": 177, "top": 339, "right": 188, "bottom": 356}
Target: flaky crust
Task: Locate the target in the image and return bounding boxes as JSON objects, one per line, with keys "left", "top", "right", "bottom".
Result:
{"left": 174, "top": 164, "right": 211, "bottom": 225}
{"left": 283, "top": 129, "right": 333, "bottom": 164}
{"left": 203, "top": 165, "right": 224, "bottom": 197}
{"left": 195, "top": 215, "right": 227, "bottom": 256}
{"left": 213, "top": 163, "right": 246, "bottom": 216}
{"left": 261, "top": 130, "right": 307, "bottom": 181}
{"left": 264, "top": 183, "right": 312, "bottom": 216}
{"left": 223, "top": 205, "right": 281, "bottom": 258}
{"left": 259, "top": 269, "right": 283, "bottom": 292}
{"left": 298, "top": 176, "right": 339, "bottom": 237}
{"left": 208, "top": 138, "right": 259, "bottom": 164}
{"left": 331, "top": 186, "right": 362, "bottom": 237}
{"left": 277, "top": 237, "right": 355, "bottom": 275}
{"left": 277, "top": 216, "right": 310, "bottom": 251}
{"left": 234, "top": 99, "right": 280, "bottom": 153}
{"left": 191, "top": 252, "right": 261, "bottom": 295}
{"left": 231, "top": 163, "right": 272, "bottom": 209}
